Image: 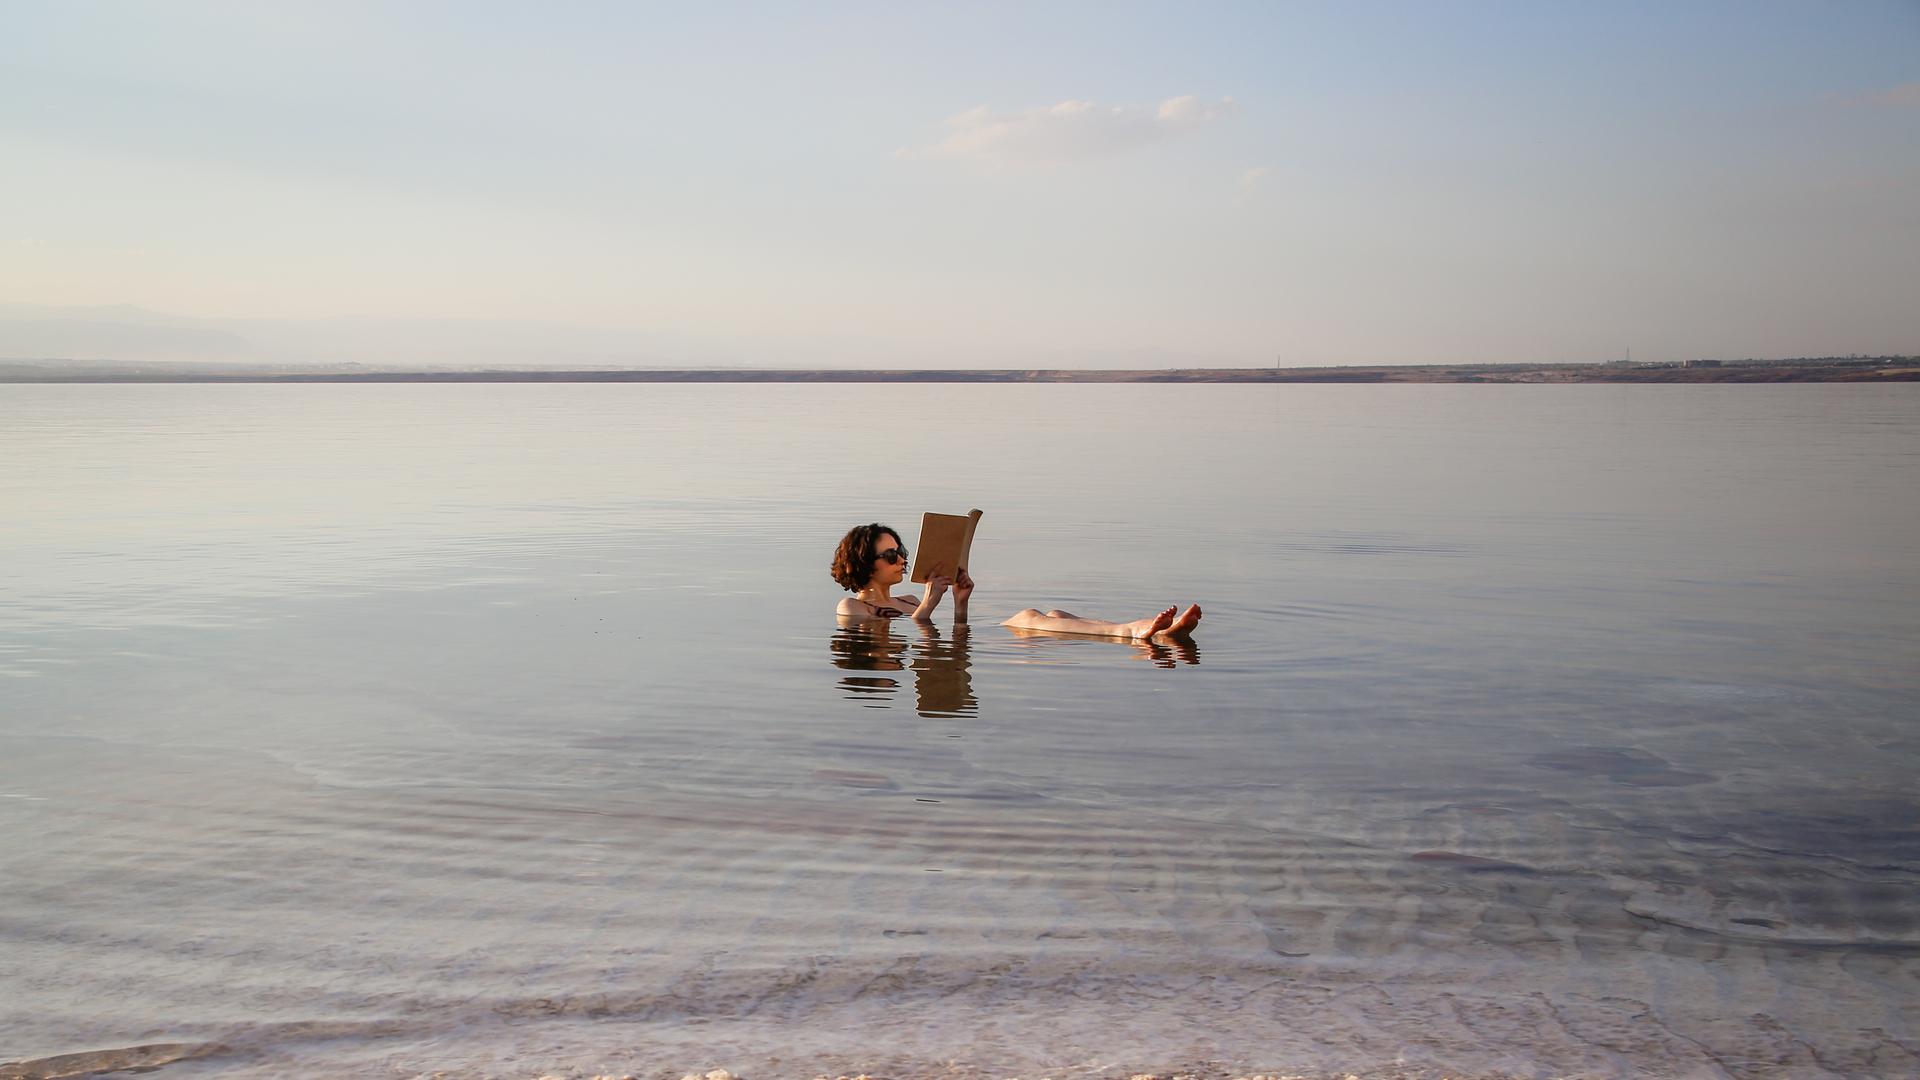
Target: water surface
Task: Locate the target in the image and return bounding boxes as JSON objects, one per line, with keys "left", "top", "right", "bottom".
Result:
{"left": 2, "top": 384, "right": 1916, "bottom": 1079}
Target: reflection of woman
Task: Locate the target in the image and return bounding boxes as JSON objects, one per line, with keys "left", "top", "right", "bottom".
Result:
{"left": 828, "top": 619, "right": 977, "bottom": 716}
{"left": 831, "top": 523, "right": 1200, "bottom": 640}
{"left": 827, "top": 623, "right": 906, "bottom": 704}
{"left": 910, "top": 623, "right": 975, "bottom": 716}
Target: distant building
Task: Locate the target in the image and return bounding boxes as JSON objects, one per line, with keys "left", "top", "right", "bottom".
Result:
{"left": 1682, "top": 359, "right": 1722, "bottom": 368}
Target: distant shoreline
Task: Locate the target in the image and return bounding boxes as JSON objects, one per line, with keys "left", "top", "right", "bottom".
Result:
{"left": 3, "top": 363, "right": 1917, "bottom": 384}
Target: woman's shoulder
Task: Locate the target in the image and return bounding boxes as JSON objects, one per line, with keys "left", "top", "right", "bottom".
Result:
{"left": 837, "top": 596, "right": 917, "bottom": 617}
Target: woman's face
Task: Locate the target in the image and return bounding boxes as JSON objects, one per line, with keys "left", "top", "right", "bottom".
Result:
{"left": 871, "top": 533, "right": 908, "bottom": 587}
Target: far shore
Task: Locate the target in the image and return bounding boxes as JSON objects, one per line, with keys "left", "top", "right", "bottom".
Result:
{"left": 2, "top": 361, "right": 1916, "bottom": 385}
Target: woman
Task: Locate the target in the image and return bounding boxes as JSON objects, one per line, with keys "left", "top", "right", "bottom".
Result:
{"left": 831, "top": 523, "right": 1200, "bottom": 640}
{"left": 832, "top": 523, "right": 972, "bottom": 624}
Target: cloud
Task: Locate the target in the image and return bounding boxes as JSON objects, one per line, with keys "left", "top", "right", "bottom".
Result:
{"left": 1832, "top": 82, "right": 1920, "bottom": 108}
{"left": 907, "top": 95, "right": 1235, "bottom": 164}
{"left": 1238, "top": 166, "right": 1273, "bottom": 192}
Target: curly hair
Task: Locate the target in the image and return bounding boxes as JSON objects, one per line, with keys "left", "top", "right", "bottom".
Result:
{"left": 830, "top": 523, "right": 902, "bottom": 592}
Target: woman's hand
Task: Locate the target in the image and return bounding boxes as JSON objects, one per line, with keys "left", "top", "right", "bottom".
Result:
{"left": 949, "top": 567, "right": 973, "bottom": 624}
{"left": 913, "top": 575, "right": 952, "bottom": 622}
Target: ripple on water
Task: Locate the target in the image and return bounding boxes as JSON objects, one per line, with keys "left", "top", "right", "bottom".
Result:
{"left": 6, "top": 729, "right": 1918, "bottom": 1077}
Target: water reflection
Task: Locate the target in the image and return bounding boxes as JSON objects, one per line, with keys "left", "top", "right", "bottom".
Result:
{"left": 1137, "top": 637, "right": 1201, "bottom": 668}
{"left": 829, "top": 622, "right": 977, "bottom": 716}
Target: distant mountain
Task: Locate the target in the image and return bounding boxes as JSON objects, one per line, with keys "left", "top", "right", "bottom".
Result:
{"left": 0, "top": 302, "right": 1232, "bottom": 371}
{"left": 0, "top": 302, "right": 220, "bottom": 327}
{"left": 0, "top": 304, "right": 683, "bottom": 369}
{"left": 0, "top": 304, "right": 256, "bottom": 361}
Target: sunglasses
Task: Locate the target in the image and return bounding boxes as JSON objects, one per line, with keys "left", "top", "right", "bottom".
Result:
{"left": 874, "top": 547, "right": 909, "bottom": 564}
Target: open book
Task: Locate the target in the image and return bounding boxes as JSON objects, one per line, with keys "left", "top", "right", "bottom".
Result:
{"left": 911, "top": 508, "right": 983, "bottom": 585}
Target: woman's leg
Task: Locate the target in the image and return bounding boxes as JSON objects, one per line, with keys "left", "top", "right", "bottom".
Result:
{"left": 1002, "top": 605, "right": 1200, "bottom": 640}
{"left": 1002, "top": 608, "right": 1132, "bottom": 636}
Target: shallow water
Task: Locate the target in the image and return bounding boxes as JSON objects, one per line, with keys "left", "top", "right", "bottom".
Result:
{"left": 2, "top": 384, "right": 1917, "bottom": 1079}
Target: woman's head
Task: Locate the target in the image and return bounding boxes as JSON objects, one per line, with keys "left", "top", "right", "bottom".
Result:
{"left": 831, "top": 523, "right": 908, "bottom": 591}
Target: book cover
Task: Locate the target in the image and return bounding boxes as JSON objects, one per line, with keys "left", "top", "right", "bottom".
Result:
{"left": 911, "top": 508, "right": 983, "bottom": 584}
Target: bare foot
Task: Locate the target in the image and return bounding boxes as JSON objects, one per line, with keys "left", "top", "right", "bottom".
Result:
{"left": 1130, "top": 607, "right": 1177, "bottom": 640}
{"left": 1159, "top": 603, "right": 1203, "bottom": 639}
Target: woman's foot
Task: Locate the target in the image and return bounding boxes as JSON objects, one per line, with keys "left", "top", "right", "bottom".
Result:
{"left": 1131, "top": 603, "right": 1202, "bottom": 640}
{"left": 1129, "top": 607, "right": 1178, "bottom": 640}
{"left": 1164, "top": 603, "right": 1203, "bottom": 638}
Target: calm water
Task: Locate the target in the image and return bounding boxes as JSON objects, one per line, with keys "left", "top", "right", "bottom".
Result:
{"left": 2, "top": 384, "right": 1916, "bottom": 1079}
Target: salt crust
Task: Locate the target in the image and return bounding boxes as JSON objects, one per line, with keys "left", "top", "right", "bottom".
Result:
{"left": 524, "top": 1072, "right": 1368, "bottom": 1080}
{"left": 522, "top": 1060, "right": 1367, "bottom": 1068}
{"left": 522, "top": 1068, "right": 1367, "bottom": 1076}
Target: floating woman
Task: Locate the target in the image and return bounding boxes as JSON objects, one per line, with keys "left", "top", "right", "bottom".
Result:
{"left": 831, "top": 522, "right": 1201, "bottom": 640}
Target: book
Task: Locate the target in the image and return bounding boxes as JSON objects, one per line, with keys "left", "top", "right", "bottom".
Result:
{"left": 911, "top": 508, "right": 983, "bottom": 585}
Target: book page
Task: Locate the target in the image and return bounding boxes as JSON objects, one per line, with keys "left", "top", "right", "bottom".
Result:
{"left": 911, "top": 508, "right": 983, "bottom": 584}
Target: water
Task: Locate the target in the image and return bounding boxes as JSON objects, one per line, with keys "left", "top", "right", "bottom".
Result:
{"left": 2, "top": 384, "right": 1916, "bottom": 1079}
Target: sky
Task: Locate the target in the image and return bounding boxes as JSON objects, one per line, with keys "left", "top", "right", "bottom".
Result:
{"left": 2, "top": 0, "right": 1917, "bottom": 367}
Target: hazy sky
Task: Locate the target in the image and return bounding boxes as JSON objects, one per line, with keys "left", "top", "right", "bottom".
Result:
{"left": 4, "top": 1, "right": 1917, "bottom": 366}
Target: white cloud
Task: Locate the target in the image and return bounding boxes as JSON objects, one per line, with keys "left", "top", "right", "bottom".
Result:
{"left": 907, "top": 95, "right": 1236, "bottom": 164}
{"left": 1834, "top": 82, "right": 1920, "bottom": 108}
{"left": 1238, "top": 165, "right": 1273, "bottom": 192}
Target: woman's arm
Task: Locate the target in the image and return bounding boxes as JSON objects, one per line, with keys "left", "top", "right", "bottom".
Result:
{"left": 912, "top": 576, "right": 951, "bottom": 623}
{"left": 950, "top": 567, "right": 973, "bottom": 624}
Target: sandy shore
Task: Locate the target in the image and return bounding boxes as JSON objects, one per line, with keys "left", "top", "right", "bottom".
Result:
{"left": 2, "top": 363, "right": 1916, "bottom": 384}
{"left": 0, "top": 1048, "right": 1540, "bottom": 1080}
